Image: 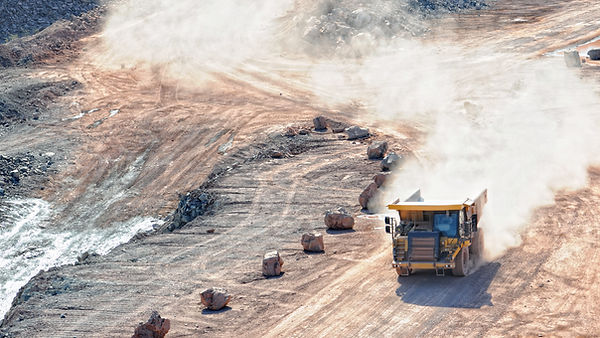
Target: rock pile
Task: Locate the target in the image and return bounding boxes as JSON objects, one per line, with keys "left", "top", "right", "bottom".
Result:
{"left": 301, "top": 232, "right": 325, "bottom": 252}
{"left": 0, "top": 153, "right": 53, "bottom": 197}
{"left": 132, "top": 311, "right": 170, "bottom": 338}
{"left": 263, "top": 251, "right": 284, "bottom": 277}
{"left": 298, "top": 0, "right": 487, "bottom": 55}
{"left": 0, "top": 0, "right": 99, "bottom": 43}
{"left": 367, "top": 141, "right": 388, "bottom": 159}
{"left": 170, "top": 191, "right": 215, "bottom": 230}
{"left": 200, "top": 288, "right": 231, "bottom": 311}
{"left": 324, "top": 207, "right": 355, "bottom": 230}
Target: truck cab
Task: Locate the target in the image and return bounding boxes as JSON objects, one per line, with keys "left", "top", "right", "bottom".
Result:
{"left": 385, "top": 189, "right": 487, "bottom": 276}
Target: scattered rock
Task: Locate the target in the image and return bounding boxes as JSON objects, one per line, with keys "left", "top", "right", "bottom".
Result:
{"left": 262, "top": 250, "right": 284, "bottom": 277}
{"left": 563, "top": 50, "right": 582, "bottom": 68}
{"left": 367, "top": 141, "right": 388, "bottom": 159}
{"left": 313, "top": 116, "right": 328, "bottom": 130}
{"left": 588, "top": 49, "right": 600, "bottom": 61}
{"left": 132, "top": 311, "right": 170, "bottom": 338}
{"left": 373, "top": 173, "right": 389, "bottom": 188}
{"left": 381, "top": 152, "right": 402, "bottom": 171}
{"left": 301, "top": 232, "right": 325, "bottom": 252}
{"left": 359, "top": 182, "right": 378, "bottom": 210}
{"left": 200, "top": 288, "right": 231, "bottom": 311}
{"left": 324, "top": 207, "right": 355, "bottom": 230}
{"left": 271, "top": 151, "right": 284, "bottom": 158}
{"left": 207, "top": 229, "right": 215, "bottom": 234}
{"left": 298, "top": 128, "right": 310, "bottom": 135}
{"left": 345, "top": 126, "right": 370, "bottom": 140}
{"left": 284, "top": 127, "right": 298, "bottom": 137}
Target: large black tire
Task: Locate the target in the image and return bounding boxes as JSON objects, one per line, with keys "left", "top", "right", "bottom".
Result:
{"left": 470, "top": 229, "right": 484, "bottom": 258}
{"left": 396, "top": 267, "right": 411, "bottom": 276}
{"left": 452, "top": 248, "right": 470, "bottom": 277}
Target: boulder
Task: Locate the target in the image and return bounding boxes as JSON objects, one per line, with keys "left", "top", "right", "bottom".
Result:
{"left": 263, "top": 251, "right": 284, "bottom": 276}
{"left": 367, "top": 141, "right": 388, "bottom": 159}
{"left": 328, "top": 119, "right": 349, "bottom": 133}
{"left": 324, "top": 207, "right": 354, "bottom": 230}
{"left": 563, "top": 50, "right": 581, "bottom": 68}
{"left": 132, "top": 311, "right": 170, "bottom": 338}
{"left": 345, "top": 126, "right": 369, "bottom": 140}
{"left": 588, "top": 49, "right": 600, "bottom": 61}
{"left": 373, "top": 173, "right": 389, "bottom": 188}
{"left": 313, "top": 116, "right": 328, "bottom": 130}
{"left": 381, "top": 152, "right": 402, "bottom": 171}
{"left": 284, "top": 127, "right": 298, "bottom": 137}
{"left": 359, "top": 182, "right": 378, "bottom": 210}
{"left": 301, "top": 232, "right": 324, "bottom": 252}
{"left": 200, "top": 287, "right": 231, "bottom": 310}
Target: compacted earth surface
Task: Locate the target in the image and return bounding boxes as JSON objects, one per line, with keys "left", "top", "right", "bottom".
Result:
{"left": 2, "top": 0, "right": 600, "bottom": 337}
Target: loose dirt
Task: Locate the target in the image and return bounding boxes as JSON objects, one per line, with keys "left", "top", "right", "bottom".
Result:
{"left": 2, "top": 1, "right": 600, "bottom": 337}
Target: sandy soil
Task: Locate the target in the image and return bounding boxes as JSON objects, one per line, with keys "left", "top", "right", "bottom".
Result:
{"left": 2, "top": 1, "right": 600, "bottom": 337}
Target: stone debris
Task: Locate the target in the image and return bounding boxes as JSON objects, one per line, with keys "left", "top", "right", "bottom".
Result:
{"left": 284, "top": 126, "right": 298, "bottom": 136}
{"left": 381, "top": 152, "right": 402, "bottom": 171}
{"left": 345, "top": 126, "right": 370, "bottom": 140}
{"left": 367, "top": 141, "right": 388, "bottom": 159}
{"left": 301, "top": 232, "right": 325, "bottom": 252}
{"left": 588, "top": 49, "right": 600, "bottom": 61}
{"left": 324, "top": 207, "right": 355, "bottom": 230}
{"left": 132, "top": 311, "right": 170, "bottom": 338}
{"left": 359, "top": 182, "right": 378, "bottom": 210}
{"left": 373, "top": 173, "right": 389, "bottom": 188}
{"left": 200, "top": 287, "right": 231, "bottom": 311}
{"left": 313, "top": 116, "right": 328, "bottom": 130}
{"left": 263, "top": 250, "right": 284, "bottom": 277}
{"left": 564, "top": 50, "right": 582, "bottom": 67}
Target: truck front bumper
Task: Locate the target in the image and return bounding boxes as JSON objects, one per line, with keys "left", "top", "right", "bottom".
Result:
{"left": 392, "top": 261, "right": 455, "bottom": 270}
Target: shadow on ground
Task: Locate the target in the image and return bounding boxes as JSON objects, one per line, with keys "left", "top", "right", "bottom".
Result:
{"left": 395, "top": 262, "right": 501, "bottom": 308}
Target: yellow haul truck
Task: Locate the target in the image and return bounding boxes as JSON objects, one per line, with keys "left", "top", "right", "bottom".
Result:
{"left": 384, "top": 189, "right": 487, "bottom": 276}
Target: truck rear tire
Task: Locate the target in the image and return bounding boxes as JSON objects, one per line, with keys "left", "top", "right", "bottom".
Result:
{"left": 396, "top": 267, "right": 411, "bottom": 276}
{"left": 452, "top": 248, "right": 469, "bottom": 277}
{"left": 470, "top": 229, "right": 484, "bottom": 258}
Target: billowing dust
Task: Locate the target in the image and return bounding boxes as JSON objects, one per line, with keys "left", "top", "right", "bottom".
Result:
{"left": 95, "top": 0, "right": 600, "bottom": 259}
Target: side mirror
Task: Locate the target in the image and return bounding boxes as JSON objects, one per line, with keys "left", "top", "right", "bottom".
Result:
{"left": 385, "top": 225, "right": 391, "bottom": 234}
{"left": 384, "top": 216, "right": 391, "bottom": 225}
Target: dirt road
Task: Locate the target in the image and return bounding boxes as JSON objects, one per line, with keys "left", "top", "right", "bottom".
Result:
{"left": 2, "top": 0, "right": 600, "bottom": 337}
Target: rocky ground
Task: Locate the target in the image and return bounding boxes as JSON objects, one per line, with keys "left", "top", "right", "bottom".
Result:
{"left": 0, "top": 0, "right": 100, "bottom": 43}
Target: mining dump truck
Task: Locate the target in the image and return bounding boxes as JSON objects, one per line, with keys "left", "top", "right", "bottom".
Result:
{"left": 384, "top": 189, "right": 487, "bottom": 276}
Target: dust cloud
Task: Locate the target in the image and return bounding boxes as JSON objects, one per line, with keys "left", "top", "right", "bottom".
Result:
{"left": 95, "top": 0, "right": 295, "bottom": 84}
{"left": 345, "top": 44, "right": 600, "bottom": 259}
{"left": 96, "top": 0, "right": 600, "bottom": 259}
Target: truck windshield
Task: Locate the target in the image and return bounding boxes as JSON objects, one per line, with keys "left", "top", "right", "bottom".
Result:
{"left": 433, "top": 212, "right": 458, "bottom": 237}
